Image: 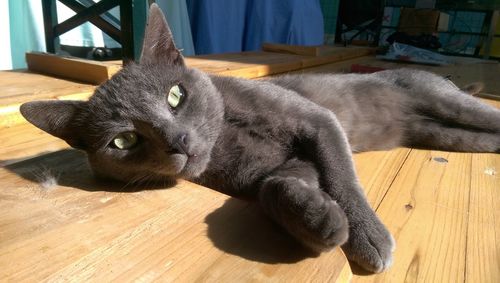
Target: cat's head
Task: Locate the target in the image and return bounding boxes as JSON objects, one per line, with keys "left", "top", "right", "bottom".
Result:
{"left": 20, "top": 4, "right": 224, "bottom": 183}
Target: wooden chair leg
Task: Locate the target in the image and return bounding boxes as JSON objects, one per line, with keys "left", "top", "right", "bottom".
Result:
{"left": 41, "top": 0, "right": 59, "bottom": 53}
{"left": 120, "top": 0, "right": 148, "bottom": 64}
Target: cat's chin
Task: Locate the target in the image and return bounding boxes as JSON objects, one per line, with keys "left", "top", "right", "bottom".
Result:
{"left": 176, "top": 153, "right": 210, "bottom": 179}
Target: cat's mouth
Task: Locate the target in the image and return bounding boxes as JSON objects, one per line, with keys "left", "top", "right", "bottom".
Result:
{"left": 181, "top": 153, "right": 200, "bottom": 169}
{"left": 174, "top": 151, "right": 209, "bottom": 178}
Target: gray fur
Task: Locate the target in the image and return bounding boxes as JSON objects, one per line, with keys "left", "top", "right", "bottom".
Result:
{"left": 19, "top": 4, "right": 500, "bottom": 273}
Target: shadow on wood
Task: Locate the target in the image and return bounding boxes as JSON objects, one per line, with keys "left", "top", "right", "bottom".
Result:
{"left": 205, "top": 198, "right": 321, "bottom": 264}
{"left": 3, "top": 149, "right": 177, "bottom": 192}
{"left": 3, "top": 149, "right": 334, "bottom": 266}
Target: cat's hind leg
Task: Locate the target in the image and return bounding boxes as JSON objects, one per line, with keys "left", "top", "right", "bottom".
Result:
{"left": 404, "top": 90, "right": 500, "bottom": 152}
{"left": 376, "top": 68, "right": 500, "bottom": 152}
{"left": 404, "top": 119, "right": 500, "bottom": 153}
{"left": 258, "top": 158, "right": 349, "bottom": 252}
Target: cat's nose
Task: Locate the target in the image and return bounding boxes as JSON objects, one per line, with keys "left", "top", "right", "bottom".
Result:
{"left": 172, "top": 133, "right": 192, "bottom": 156}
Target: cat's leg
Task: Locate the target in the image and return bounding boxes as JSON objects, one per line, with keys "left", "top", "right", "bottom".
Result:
{"left": 376, "top": 69, "right": 500, "bottom": 152}
{"left": 404, "top": 89, "right": 500, "bottom": 152}
{"left": 302, "top": 110, "right": 395, "bottom": 273}
{"left": 258, "top": 158, "right": 349, "bottom": 252}
{"left": 404, "top": 119, "right": 500, "bottom": 153}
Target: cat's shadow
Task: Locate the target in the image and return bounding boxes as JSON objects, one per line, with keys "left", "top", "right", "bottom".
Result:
{"left": 205, "top": 198, "right": 319, "bottom": 264}
{"left": 205, "top": 200, "right": 385, "bottom": 270}
{"left": 5, "top": 149, "right": 381, "bottom": 269}
{"left": 4, "top": 149, "right": 317, "bottom": 264}
{"left": 3, "top": 149, "right": 175, "bottom": 192}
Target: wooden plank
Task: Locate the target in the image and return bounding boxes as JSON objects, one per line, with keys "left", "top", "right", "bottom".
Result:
{"left": 26, "top": 47, "right": 374, "bottom": 84}
{"left": 26, "top": 52, "right": 122, "bottom": 85}
{"left": 263, "top": 43, "right": 325, "bottom": 56}
{"left": 0, "top": 70, "right": 96, "bottom": 128}
{"left": 0, "top": 91, "right": 93, "bottom": 129}
{"left": 4, "top": 53, "right": 500, "bottom": 282}
{"left": 354, "top": 149, "right": 411, "bottom": 208}
{"left": 262, "top": 43, "right": 373, "bottom": 57}
{"left": 466, "top": 153, "right": 500, "bottom": 283}
{"left": 0, "top": 123, "right": 68, "bottom": 166}
{"left": 353, "top": 149, "right": 473, "bottom": 282}
{"left": 0, "top": 146, "right": 351, "bottom": 282}
{"left": 0, "top": 70, "right": 95, "bottom": 106}
{"left": 186, "top": 51, "right": 306, "bottom": 79}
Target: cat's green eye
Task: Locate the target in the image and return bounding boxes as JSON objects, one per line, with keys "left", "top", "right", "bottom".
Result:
{"left": 112, "top": 132, "right": 138, "bottom": 150}
{"left": 168, "top": 85, "right": 185, "bottom": 108}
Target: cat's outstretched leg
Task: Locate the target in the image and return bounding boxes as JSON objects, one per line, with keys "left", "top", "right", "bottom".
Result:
{"left": 404, "top": 119, "right": 500, "bottom": 152}
{"left": 258, "top": 159, "right": 349, "bottom": 252}
{"left": 376, "top": 69, "right": 500, "bottom": 152}
{"left": 404, "top": 84, "right": 500, "bottom": 152}
{"left": 305, "top": 110, "right": 395, "bottom": 273}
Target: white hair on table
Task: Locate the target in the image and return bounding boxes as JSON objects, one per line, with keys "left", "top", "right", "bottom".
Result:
{"left": 32, "top": 166, "right": 59, "bottom": 190}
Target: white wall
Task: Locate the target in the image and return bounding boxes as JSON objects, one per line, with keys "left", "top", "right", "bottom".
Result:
{"left": 0, "top": 0, "right": 12, "bottom": 70}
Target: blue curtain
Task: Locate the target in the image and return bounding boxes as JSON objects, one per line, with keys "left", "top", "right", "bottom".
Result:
{"left": 157, "top": 0, "right": 195, "bottom": 56}
{"left": 187, "top": 0, "right": 324, "bottom": 55}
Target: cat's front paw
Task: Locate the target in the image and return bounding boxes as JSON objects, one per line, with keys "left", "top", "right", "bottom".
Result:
{"left": 259, "top": 176, "right": 349, "bottom": 252}
{"left": 341, "top": 215, "right": 395, "bottom": 273}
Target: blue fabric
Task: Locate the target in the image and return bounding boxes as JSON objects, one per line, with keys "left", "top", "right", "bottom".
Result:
{"left": 187, "top": 0, "right": 324, "bottom": 55}
{"left": 157, "top": 0, "right": 195, "bottom": 56}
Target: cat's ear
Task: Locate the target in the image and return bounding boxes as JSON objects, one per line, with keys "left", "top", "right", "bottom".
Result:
{"left": 20, "top": 100, "right": 87, "bottom": 149}
{"left": 140, "top": 3, "right": 185, "bottom": 66}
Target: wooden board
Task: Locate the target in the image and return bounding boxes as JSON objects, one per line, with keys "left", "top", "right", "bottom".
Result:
{"left": 354, "top": 150, "right": 473, "bottom": 282}
{"left": 262, "top": 43, "right": 372, "bottom": 57}
{"left": 0, "top": 70, "right": 96, "bottom": 128}
{"left": 466, "top": 153, "right": 500, "bottom": 282}
{"left": 25, "top": 47, "right": 374, "bottom": 84}
{"left": 0, "top": 128, "right": 351, "bottom": 282}
{"left": 2, "top": 53, "right": 500, "bottom": 282}
{"left": 26, "top": 52, "right": 122, "bottom": 85}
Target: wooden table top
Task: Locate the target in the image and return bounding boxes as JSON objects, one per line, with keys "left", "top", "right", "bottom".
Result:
{"left": 1, "top": 53, "right": 499, "bottom": 282}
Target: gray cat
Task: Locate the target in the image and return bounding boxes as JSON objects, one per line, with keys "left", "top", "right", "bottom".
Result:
{"left": 20, "top": 4, "right": 500, "bottom": 273}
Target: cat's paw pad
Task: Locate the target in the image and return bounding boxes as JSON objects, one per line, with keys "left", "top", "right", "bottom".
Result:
{"left": 342, "top": 220, "right": 395, "bottom": 273}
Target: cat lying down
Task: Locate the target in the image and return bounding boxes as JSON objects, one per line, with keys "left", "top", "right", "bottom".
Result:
{"left": 20, "top": 4, "right": 500, "bottom": 273}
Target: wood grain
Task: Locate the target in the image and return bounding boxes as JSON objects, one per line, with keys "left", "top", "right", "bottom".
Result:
{"left": 0, "top": 123, "right": 69, "bottom": 166}
{"left": 354, "top": 149, "right": 411, "bottom": 208}
{"left": 25, "top": 47, "right": 373, "bottom": 84}
{"left": 354, "top": 150, "right": 473, "bottom": 282}
{"left": 466, "top": 152, "right": 500, "bottom": 282}
{"left": 262, "top": 43, "right": 375, "bottom": 57}
{"left": 0, "top": 70, "right": 94, "bottom": 106}
{"left": 26, "top": 52, "right": 122, "bottom": 85}
{"left": 0, "top": 148, "right": 350, "bottom": 282}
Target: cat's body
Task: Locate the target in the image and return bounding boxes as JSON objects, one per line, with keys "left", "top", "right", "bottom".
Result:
{"left": 20, "top": 4, "right": 500, "bottom": 274}
{"left": 198, "top": 70, "right": 500, "bottom": 195}
{"left": 196, "top": 72, "right": 405, "bottom": 197}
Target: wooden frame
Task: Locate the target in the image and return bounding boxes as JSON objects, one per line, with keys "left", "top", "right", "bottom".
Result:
{"left": 41, "top": 0, "right": 148, "bottom": 63}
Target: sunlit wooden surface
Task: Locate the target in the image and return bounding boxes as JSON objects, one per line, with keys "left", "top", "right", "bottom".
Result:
{"left": 1, "top": 54, "right": 499, "bottom": 282}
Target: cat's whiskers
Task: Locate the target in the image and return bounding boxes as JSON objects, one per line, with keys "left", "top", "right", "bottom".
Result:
{"left": 119, "top": 171, "right": 152, "bottom": 191}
